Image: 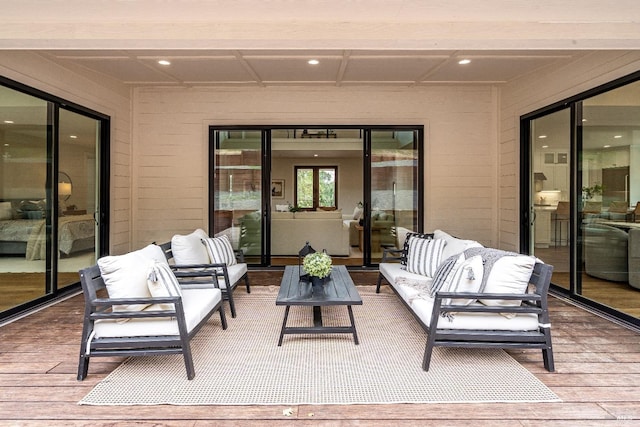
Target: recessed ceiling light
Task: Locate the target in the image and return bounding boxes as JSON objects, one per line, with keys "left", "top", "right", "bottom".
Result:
{"left": 458, "top": 59, "right": 471, "bottom": 65}
{"left": 614, "top": 135, "right": 622, "bottom": 138}
{"left": 313, "top": 154, "right": 319, "bottom": 157}
{"left": 3, "top": 143, "right": 9, "bottom": 147}
{"left": 538, "top": 135, "right": 547, "bottom": 139}
{"left": 70, "top": 135, "right": 77, "bottom": 139}
{"left": 603, "top": 145, "right": 611, "bottom": 148}
{"left": 582, "top": 118, "right": 587, "bottom": 122}
{"left": 3, "top": 120, "right": 14, "bottom": 124}
{"left": 308, "top": 59, "right": 319, "bottom": 65}
{"left": 542, "top": 145, "right": 549, "bottom": 148}
{"left": 158, "top": 59, "right": 171, "bottom": 66}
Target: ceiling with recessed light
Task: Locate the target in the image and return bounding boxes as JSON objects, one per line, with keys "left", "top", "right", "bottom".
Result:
{"left": 36, "top": 49, "right": 589, "bottom": 87}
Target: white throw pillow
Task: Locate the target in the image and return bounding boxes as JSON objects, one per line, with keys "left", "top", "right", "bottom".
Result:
{"left": 202, "top": 235, "right": 237, "bottom": 266}
{"left": 439, "top": 255, "right": 484, "bottom": 306}
{"left": 171, "top": 228, "right": 210, "bottom": 265}
{"left": 352, "top": 205, "right": 363, "bottom": 220}
{"left": 97, "top": 244, "right": 161, "bottom": 313}
{"left": 147, "top": 260, "right": 183, "bottom": 311}
{"left": 479, "top": 255, "right": 536, "bottom": 309}
{"left": 0, "top": 202, "right": 12, "bottom": 220}
{"left": 405, "top": 237, "right": 445, "bottom": 277}
{"left": 434, "top": 229, "right": 483, "bottom": 262}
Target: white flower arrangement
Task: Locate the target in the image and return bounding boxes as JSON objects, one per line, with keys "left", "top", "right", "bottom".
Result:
{"left": 303, "top": 251, "right": 332, "bottom": 278}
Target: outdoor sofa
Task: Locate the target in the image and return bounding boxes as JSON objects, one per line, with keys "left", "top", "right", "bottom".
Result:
{"left": 376, "top": 229, "right": 555, "bottom": 372}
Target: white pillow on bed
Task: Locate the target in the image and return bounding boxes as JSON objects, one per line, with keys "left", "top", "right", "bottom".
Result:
{"left": 0, "top": 202, "right": 12, "bottom": 220}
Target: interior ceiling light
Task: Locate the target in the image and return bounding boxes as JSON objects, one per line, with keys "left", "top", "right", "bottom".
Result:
{"left": 70, "top": 135, "right": 78, "bottom": 139}
{"left": 614, "top": 135, "right": 622, "bottom": 138}
{"left": 458, "top": 59, "right": 471, "bottom": 65}
{"left": 3, "top": 120, "right": 14, "bottom": 124}
{"left": 538, "top": 135, "right": 547, "bottom": 139}
{"left": 313, "top": 154, "right": 319, "bottom": 157}
{"left": 308, "top": 59, "right": 320, "bottom": 65}
{"left": 542, "top": 145, "right": 549, "bottom": 148}
{"left": 158, "top": 59, "right": 171, "bottom": 66}
{"left": 604, "top": 145, "right": 611, "bottom": 148}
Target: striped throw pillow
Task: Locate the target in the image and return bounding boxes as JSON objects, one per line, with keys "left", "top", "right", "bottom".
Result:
{"left": 400, "top": 232, "right": 434, "bottom": 266}
{"left": 405, "top": 237, "right": 445, "bottom": 277}
{"left": 147, "top": 260, "right": 183, "bottom": 311}
{"left": 202, "top": 235, "right": 237, "bottom": 266}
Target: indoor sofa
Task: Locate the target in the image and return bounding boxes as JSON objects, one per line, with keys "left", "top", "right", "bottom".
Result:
{"left": 270, "top": 210, "right": 350, "bottom": 255}
{"left": 376, "top": 229, "right": 555, "bottom": 372}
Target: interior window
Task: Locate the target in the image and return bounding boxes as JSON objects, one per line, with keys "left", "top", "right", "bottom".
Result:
{"left": 295, "top": 166, "right": 337, "bottom": 210}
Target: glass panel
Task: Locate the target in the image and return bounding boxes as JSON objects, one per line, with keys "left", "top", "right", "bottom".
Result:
{"left": 296, "top": 168, "right": 313, "bottom": 208}
{"left": 530, "top": 109, "right": 571, "bottom": 291}
{"left": 57, "top": 109, "right": 99, "bottom": 289}
{"left": 214, "top": 130, "right": 262, "bottom": 264}
{"left": 319, "top": 167, "right": 336, "bottom": 208}
{"left": 579, "top": 80, "right": 640, "bottom": 318}
{"left": 370, "top": 130, "right": 418, "bottom": 263}
{"left": 0, "top": 86, "right": 49, "bottom": 311}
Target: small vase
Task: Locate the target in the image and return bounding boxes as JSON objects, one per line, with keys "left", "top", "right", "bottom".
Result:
{"left": 310, "top": 276, "right": 325, "bottom": 295}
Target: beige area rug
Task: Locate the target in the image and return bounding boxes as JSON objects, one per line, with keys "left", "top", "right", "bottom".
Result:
{"left": 79, "top": 286, "right": 560, "bottom": 406}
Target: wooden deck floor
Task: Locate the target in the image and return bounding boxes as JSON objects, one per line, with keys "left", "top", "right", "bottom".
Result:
{"left": 1, "top": 271, "right": 640, "bottom": 426}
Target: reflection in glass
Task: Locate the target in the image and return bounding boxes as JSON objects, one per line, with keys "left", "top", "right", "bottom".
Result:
{"left": 0, "top": 86, "right": 49, "bottom": 311}
{"left": 579, "top": 80, "right": 640, "bottom": 318}
{"left": 214, "top": 131, "right": 262, "bottom": 263}
{"left": 530, "top": 109, "right": 571, "bottom": 291}
{"left": 370, "top": 130, "right": 418, "bottom": 263}
{"left": 57, "top": 109, "right": 99, "bottom": 289}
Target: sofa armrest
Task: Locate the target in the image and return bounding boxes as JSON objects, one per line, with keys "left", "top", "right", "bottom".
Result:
{"left": 381, "top": 247, "right": 403, "bottom": 263}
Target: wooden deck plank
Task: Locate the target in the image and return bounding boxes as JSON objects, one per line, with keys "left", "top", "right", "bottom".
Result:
{"left": 0, "top": 271, "right": 638, "bottom": 424}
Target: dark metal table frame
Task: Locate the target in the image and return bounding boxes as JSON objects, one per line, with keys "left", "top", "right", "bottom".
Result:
{"left": 276, "top": 265, "right": 362, "bottom": 346}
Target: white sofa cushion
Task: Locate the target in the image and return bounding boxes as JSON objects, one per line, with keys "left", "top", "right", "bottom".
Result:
{"left": 202, "top": 235, "right": 237, "bottom": 266}
{"left": 406, "top": 237, "right": 445, "bottom": 277}
{"left": 147, "top": 260, "right": 183, "bottom": 310}
{"left": 93, "top": 287, "right": 222, "bottom": 338}
{"left": 479, "top": 254, "right": 536, "bottom": 309}
{"left": 410, "top": 297, "right": 539, "bottom": 331}
{"left": 381, "top": 263, "right": 434, "bottom": 302}
{"left": 218, "top": 263, "right": 248, "bottom": 289}
{"left": 97, "top": 244, "right": 168, "bottom": 313}
{"left": 171, "top": 229, "right": 210, "bottom": 265}
{"left": 434, "top": 229, "right": 483, "bottom": 263}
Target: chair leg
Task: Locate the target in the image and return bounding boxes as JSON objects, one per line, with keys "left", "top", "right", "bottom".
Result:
{"left": 226, "top": 288, "right": 237, "bottom": 318}
{"left": 376, "top": 273, "right": 384, "bottom": 293}
{"left": 542, "top": 348, "right": 555, "bottom": 372}
{"left": 219, "top": 305, "right": 228, "bottom": 330}
{"left": 77, "top": 354, "right": 90, "bottom": 381}
{"left": 244, "top": 273, "right": 251, "bottom": 293}
{"left": 182, "top": 342, "right": 196, "bottom": 380}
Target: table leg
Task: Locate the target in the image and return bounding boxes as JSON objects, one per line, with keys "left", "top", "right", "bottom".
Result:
{"left": 278, "top": 305, "right": 290, "bottom": 346}
{"left": 347, "top": 305, "right": 359, "bottom": 345}
{"left": 312, "top": 305, "right": 322, "bottom": 327}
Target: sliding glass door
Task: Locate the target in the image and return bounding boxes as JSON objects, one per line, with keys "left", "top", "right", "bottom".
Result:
{"left": 210, "top": 126, "right": 423, "bottom": 267}
{"left": 368, "top": 130, "right": 420, "bottom": 264}
{"left": 0, "top": 78, "right": 108, "bottom": 321}
{"left": 522, "top": 71, "right": 640, "bottom": 328}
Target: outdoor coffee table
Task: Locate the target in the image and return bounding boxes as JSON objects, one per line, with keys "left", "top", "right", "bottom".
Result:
{"left": 276, "top": 265, "right": 362, "bottom": 345}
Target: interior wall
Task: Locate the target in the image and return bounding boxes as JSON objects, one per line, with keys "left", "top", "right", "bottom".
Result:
{"left": 132, "top": 85, "right": 497, "bottom": 248}
{"left": 0, "top": 51, "right": 133, "bottom": 254}
{"left": 498, "top": 51, "right": 640, "bottom": 251}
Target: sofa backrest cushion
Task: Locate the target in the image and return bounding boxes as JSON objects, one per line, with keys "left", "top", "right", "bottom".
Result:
{"left": 434, "top": 229, "right": 483, "bottom": 262}
{"left": 294, "top": 211, "right": 342, "bottom": 219}
{"left": 97, "top": 244, "right": 166, "bottom": 313}
{"left": 272, "top": 211, "right": 294, "bottom": 219}
{"left": 171, "top": 228, "right": 210, "bottom": 265}
{"left": 405, "top": 236, "right": 445, "bottom": 277}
